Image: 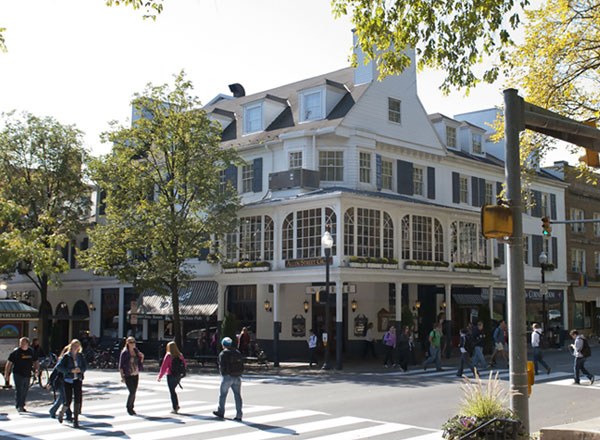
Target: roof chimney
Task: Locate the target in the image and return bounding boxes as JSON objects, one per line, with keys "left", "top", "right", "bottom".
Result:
{"left": 228, "top": 83, "right": 246, "bottom": 98}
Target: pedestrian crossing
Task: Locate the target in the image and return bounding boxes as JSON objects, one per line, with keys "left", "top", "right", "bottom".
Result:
{"left": 0, "top": 397, "right": 443, "bottom": 440}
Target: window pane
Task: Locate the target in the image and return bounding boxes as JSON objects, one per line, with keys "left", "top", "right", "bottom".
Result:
{"left": 319, "top": 151, "right": 344, "bottom": 181}
{"left": 359, "top": 152, "right": 371, "bottom": 183}
{"left": 242, "top": 164, "right": 253, "bottom": 193}
{"left": 245, "top": 105, "right": 262, "bottom": 133}
{"left": 304, "top": 91, "right": 322, "bottom": 120}
{"left": 289, "top": 151, "right": 303, "bottom": 169}
{"left": 382, "top": 160, "right": 392, "bottom": 190}
{"left": 413, "top": 167, "right": 424, "bottom": 196}
{"left": 388, "top": 98, "right": 401, "bottom": 123}
{"left": 446, "top": 126, "right": 456, "bottom": 148}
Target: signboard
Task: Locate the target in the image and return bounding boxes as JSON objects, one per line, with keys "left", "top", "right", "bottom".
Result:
{"left": 540, "top": 284, "right": 548, "bottom": 296}
{"left": 354, "top": 314, "right": 368, "bottom": 337}
{"left": 291, "top": 315, "right": 306, "bottom": 337}
{"left": 286, "top": 257, "right": 331, "bottom": 268}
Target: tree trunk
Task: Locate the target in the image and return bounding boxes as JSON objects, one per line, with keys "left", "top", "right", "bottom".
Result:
{"left": 39, "top": 275, "right": 51, "bottom": 353}
{"left": 171, "top": 279, "right": 182, "bottom": 350}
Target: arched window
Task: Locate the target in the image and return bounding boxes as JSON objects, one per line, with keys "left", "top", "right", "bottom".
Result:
{"left": 281, "top": 208, "right": 337, "bottom": 259}
{"left": 451, "top": 221, "right": 486, "bottom": 263}
{"left": 225, "top": 215, "right": 274, "bottom": 261}
{"left": 344, "top": 207, "right": 394, "bottom": 258}
{"left": 401, "top": 215, "right": 445, "bottom": 262}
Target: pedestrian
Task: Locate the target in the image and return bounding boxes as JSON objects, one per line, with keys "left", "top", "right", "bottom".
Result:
{"left": 307, "top": 329, "right": 318, "bottom": 367}
{"left": 423, "top": 322, "right": 443, "bottom": 371}
{"left": 56, "top": 339, "right": 87, "bottom": 428}
{"left": 157, "top": 341, "right": 187, "bottom": 414}
{"left": 569, "top": 329, "right": 595, "bottom": 385}
{"left": 118, "top": 336, "right": 144, "bottom": 415}
{"left": 456, "top": 328, "right": 475, "bottom": 377}
{"left": 396, "top": 326, "right": 410, "bottom": 372}
{"left": 213, "top": 337, "right": 244, "bottom": 421}
{"left": 48, "top": 346, "right": 72, "bottom": 422}
{"left": 31, "top": 337, "right": 46, "bottom": 360}
{"left": 489, "top": 320, "right": 508, "bottom": 368}
{"left": 382, "top": 325, "right": 397, "bottom": 368}
{"left": 237, "top": 327, "right": 250, "bottom": 356}
{"left": 362, "top": 322, "right": 377, "bottom": 359}
{"left": 531, "top": 323, "right": 551, "bottom": 375}
{"left": 4, "top": 336, "right": 39, "bottom": 413}
{"left": 471, "top": 321, "right": 487, "bottom": 371}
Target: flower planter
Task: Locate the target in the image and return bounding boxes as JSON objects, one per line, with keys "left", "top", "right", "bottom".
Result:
{"left": 238, "top": 267, "right": 252, "bottom": 272}
{"left": 349, "top": 262, "right": 368, "bottom": 268}
{"left": 222, "top": 268, "right": 237, "bottom": 273}
{"left": 405, "top": 264, "right": 450, "bottom": 271}
{"left": 454, "top": 267, "right": 492, "bottom": 274}
{"left": 251, "top": 266, "right": 270, "bottom": 272}
{"left": 382, "top": 264, "right": 398, "bottom": 269}
{"left": 367, "top": 263, "right": 383, "bottom": 269}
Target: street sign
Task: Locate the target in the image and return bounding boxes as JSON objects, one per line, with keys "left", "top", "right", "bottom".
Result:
{"left": 540, "top": 284, "right": 548, "bottom": 296}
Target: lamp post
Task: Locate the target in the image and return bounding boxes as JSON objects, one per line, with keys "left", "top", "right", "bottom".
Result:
{"left": 321, "top": 227, "right": 334, "bottom": 370}
{"left": 539, "top": 251, "right": 548, "bottom": 343}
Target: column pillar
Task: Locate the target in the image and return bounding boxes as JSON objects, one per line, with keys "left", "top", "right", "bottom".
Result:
{"left": 273, "top": 283, "right": 281, "bottom": 367}
{"left": 335, "top": 280, "right": 343, "bottom": 370}
{"left": 118, "top": 286, "right": 125, "bottom": 339}
{"left": 445, "top": 284, "right": 452, "bottom": 320}
{"left": 488, "top": 285, "right": 494, "bottom": 319}
{"left": 217, "top": 283, "right": 226, "bottom": 322}
{"left": 395, "top": 282, "right": 403, "bottom": 327}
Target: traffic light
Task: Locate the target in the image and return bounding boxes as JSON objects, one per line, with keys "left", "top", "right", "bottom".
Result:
{"left": 580, "top": 120, "right": 600, "bottom": 167}
{"left": 541, "top": 217, "right": 552, "bottom": 237}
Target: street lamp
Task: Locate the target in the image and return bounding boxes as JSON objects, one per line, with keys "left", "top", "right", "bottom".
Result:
{"left": 321, "top": 226, "right": 334, "bottom": 370}
{"left": 539, "top": 251, "right": 548, "bottom": 342}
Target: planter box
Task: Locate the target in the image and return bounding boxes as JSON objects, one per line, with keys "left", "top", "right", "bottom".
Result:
{"left": 251, "top": 266, "right": 270, "bottom": 272}
{"left": 454, "top": 267, "right": 492, "bottom": 273}
{"left": 382, "top": 264, "right": 398, "bottom": 269}
{"left": 405, "top": 264, "right": 449, "bottom": 271}
{"left": 222, "top": 268, "right": 237, "bottom": 273}
{"left": 367, "top": 263, "right": 383, "bottom": 269}
{"left": 349, "top": 262, "right": 368, "bottom": 268}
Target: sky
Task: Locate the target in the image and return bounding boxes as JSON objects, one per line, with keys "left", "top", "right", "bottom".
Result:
{"left": 0, "top": 0, "right": 521, "bottom": 158}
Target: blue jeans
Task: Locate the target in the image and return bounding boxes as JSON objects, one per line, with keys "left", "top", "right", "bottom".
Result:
{"left": 423, "top": 346, "right": 442, "bottom": 370}
{"left": 49, "top": 383, "right": 72, "bottom": 419}
{"left": 471, "top": 346, "right": 486, "bottom": 370}
{"left": 217, "top": 375, "right": 242, "bottom": 418}
{"left": 533, "top": 347, "right": 550, "bottom": 374}
{"left": 574, "top": 357, "right": 593, "bottom": 383}
{"left": 167, "top": 375, "right": 180, "bottom": 410}
{"left": 457, "top": 352, "right": 475, "bottom": 377}
{"left": 13, "top": 373, "right": 29, "bottom": 409}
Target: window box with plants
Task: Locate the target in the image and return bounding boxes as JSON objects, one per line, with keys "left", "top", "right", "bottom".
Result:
{"left": 348, "top": 257, "right": 398, "bottom": 269}
{"left": 404, "top": 260, "right": 450, "bottom": 271}
{"left": 453, "top": 262, "right": 492, "bottom": 273}
{"left": 221, "top": 261, "right": 271, "bottom": 273}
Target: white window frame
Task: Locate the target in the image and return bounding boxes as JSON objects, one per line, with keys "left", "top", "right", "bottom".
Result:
{"left": 319, "top": 151, "right": 344, "bottom": 182}
{"left": 594, "top": 213, "right": 600, "bottom": 237}
{"left": 413, "top": 166, "right": 425, "bottom": 196}
{"left": 381, "top": 160, "right": 393, "bottom": 190}
{"left": 541, "top": 193, "right": 550, "bottom": 218}
{"left": 359, "top": 152, "right": 371, "bottom": 184}
{"left": 241, "top": 163, "right": 254, "bottom": 193}
{"left": 446, "top": 126, "right": 457, "bottom": 148}
{"left": 288, "top": 151, "right": 303, "bottom": 170}
{"left": 459, "top": 175, "right": 469, "bottom": 204}
{"left": 484, "top": 181, "right": 494, "bottom": 205}
{"left": 388, "top": 98, "right": 401, "bottom": 124}
{"left": 244, "top": 103, "right": 263, "bottom": 134}
{"left": 300, "top": 89, "right": 323, "bottom": 122}
{"left": 571, "top": 248, "right": 585, "bottom": 273}
{"left": 570, "top": 208, "right": 585, "bottom": 233}
{"left": 472, "top": 133, "right": 483, "bottom": 154}
{"left": 595, "top": 251, "right": 600, "bottom": 276}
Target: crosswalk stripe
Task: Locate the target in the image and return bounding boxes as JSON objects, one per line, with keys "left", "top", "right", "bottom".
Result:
{"left": 308, "top": 421, "right": 413, "bottom": 440}
{"left": 129, "top": 409, "right": 324, "bottom": 440}
{"left": 213, "top": 416, "right": 368, "bottom": 440}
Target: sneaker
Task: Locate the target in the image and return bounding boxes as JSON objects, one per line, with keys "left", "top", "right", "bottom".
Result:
{"left": 590, "top": 375, "right": 595, "bottom": 385}
{"left": 127, "top": 409, "right": 136, "bottom": 416}
{"left": 212, "top": 411, "right": 224, "bottom": 419}
{"left": 18, "top": 407, "right": 27, "bottom": 413}
{"left": 170, "top": 409, "right": 178, "bottom": 414}
{"left": 234, "top": 416, "right": 242, "bottom": 421}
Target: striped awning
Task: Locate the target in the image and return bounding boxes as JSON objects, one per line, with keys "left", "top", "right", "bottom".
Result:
{"left": 135, "top": 281, "right": 218, "bottom": 320}
{"left": 0, "top": 300, "right": 39, "bottom": 320}
{"left": 453, "top": 294, "right": 484, "bottom": 306}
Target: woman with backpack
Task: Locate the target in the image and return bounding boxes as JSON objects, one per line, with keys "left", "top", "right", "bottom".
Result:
{"left": 157, "top": 341, "right": 187, "bottom": 414}
{"left": 48, "top": 346, "right": 72, "bottom": 421}
{"left": 55, "top": 339, "right": 88, "bottom": 428}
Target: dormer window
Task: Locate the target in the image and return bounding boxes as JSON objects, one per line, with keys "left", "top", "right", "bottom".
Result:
{"left": 244, "top": 103, "right": 263, "bottom": 134}
{"left": 446, "top": 126, "right": 457, "bottom": 148}
{"left": 300, "top": 89, "right": 323, "bottom": 122}
{"left": 472, "top": 133, "right": 483, "bottom": 154}
{"left": 388, "top": 98, "right": 401, "bottom": 124}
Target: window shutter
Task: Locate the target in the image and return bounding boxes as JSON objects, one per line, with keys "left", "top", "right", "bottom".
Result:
{"left": 70, "top": 242, "right": 77, "bottom": 269}
{"left": 427, "top": 167, "right": 435, "bottom": 199}
{"left": 471, "top": 176, "right": 479, "bottom": 206}
{"left": 80, "top": 237, "right": 89, "bottom": 251}
{"left": 452, "top": 172, "right": 460, "bottom": 204}
{"left": 224, "top": 164, "right": 238, "bottom": 190}
{"left": 531, "top": 190, "right": 542, "bottom": 217}
{"left": 252, "top": 158, "right": 263, "bottom": 193}
{"left": 552, "top": 237, "right": 558, "bottom": 268}
{"left": 198, "top": 247, "right": 210, "bottom": 260}
{"left": 531, "top": 235, "right": 543, "bottom": 267}
{"left": 397, "top": 160, "right": 414, "bottom": 195}
{"left": 497, "top": 241, "right": 505, "bottom": 264}
{"left": 376, "top": 154, "right": 382, "bottom": 191}
{"left": 479, "top": 178, "right": 486, "bottom": 206}
{"left": 550, "top": 194, "right": 557, "bottom": 220}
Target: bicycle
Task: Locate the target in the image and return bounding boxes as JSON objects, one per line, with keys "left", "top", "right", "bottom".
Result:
{"left": 30, "top": 353, "right": 57, "bottom": 388}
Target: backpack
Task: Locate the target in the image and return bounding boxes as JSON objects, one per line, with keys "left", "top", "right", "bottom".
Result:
{"left": 170, "top": 355, "right": 186, "bottom": 379}
{"left": 581, "top": 337, "right": 592, "bottom": 358}
{"left": 464, "top": 335, "right": 475, "bottom": 356}
{"left": 228, "top": 350, "right": 245, "bottom": 377}
{"left": 49, "top": 367, "right": 63, "bottom": 391}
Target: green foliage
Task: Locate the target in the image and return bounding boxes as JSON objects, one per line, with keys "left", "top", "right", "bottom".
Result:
{"left": 105, "top": 0, "right": 164, "bottom": 19}
{"left": 401, "top": 305, "right": 414, "bottom": 329}
{"left": 332, "top": 0, "right": 529, "bottom": 93}
{"left": 220, "top": 312, "right": 239, "bottom": 345}
{"left": 0, "top": 28, "right": 6, "bottom": 53}
{"left": 454, "top": 262, "right": 492, "bottom": 270}
{"left": 405, "top": 260, "right": 450, "bottom": 267}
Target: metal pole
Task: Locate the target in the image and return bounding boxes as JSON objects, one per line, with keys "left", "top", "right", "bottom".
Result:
{"left": 336, "top": 280, "right": 343, "bottom": 370}
{"left": 323, "top": 247, "right": 331, "bottom": 370}
{"left": 273, "top": 283, "right": 280, "bottom": 367}
{"left": 504, "top": 88, "right": 529, "bottom": 434}
{"left": 541, "top": 267, "right": 547, "bottom": 344}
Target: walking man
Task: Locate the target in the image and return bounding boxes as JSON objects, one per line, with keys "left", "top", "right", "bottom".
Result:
{"left": 456, "top": 328, "right": 475, "bottom": 377}
{"left": 423, "top": 322, "right": 443, "bottom": 371}
{"left": 531, "top": 323, "right": 551, "bottom": 375}
{"left": 570, "top": 329, "right": 595, "bottom": 385}
{"left": 4, "top": 337, "right": 39, "bottom": 413}
{"left": 307, "top": 329, "right": 318, "bottom": 367}
{"left": 471, "top": 321, "right": 487, "bottom": 371}
{"left": 213, "top": 337, "right": 244, "bottom": 421}
{"left": 489, "top": 320, "right": 508, "bottom": 368}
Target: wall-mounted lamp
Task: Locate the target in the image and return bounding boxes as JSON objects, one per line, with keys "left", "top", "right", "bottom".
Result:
{"left": 32, "top": 326, "right": 38, "bottom": 333}
{"left": 415, "top": 300, "right": 421, "bottom": 310}
{"left": 264, "top": 299, "right": 272, "bottom": 312}
{"left": 303, "top": 299, "right": 309, "bottom": 313}
{"left": 351, "top": 299, "right": 358, "bottom": 312}
{"left": 88, "top": 302, "right": 96, "bottom": 312}
{"left": 440, "top": 301, "right": 447, "bottom": 311}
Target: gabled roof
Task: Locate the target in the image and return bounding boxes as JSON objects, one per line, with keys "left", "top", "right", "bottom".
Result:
{"left": 203, "top": 68, "right": 369, "bottom": 149}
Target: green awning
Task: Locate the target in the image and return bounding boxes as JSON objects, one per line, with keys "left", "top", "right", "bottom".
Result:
{"left": 0, "top": 300, "right": 39, "bottom": 320}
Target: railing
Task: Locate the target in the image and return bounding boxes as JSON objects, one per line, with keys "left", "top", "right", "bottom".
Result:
{"left": 460, "top": 418, "right": 521, "bottom": 439}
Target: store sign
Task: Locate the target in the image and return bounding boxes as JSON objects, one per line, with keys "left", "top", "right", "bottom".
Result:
{"left": 135, "top": 314, "right": 205, "bottom": 321}
{"left": 0, "top": 312, "right": 37, "bottom": 320}
{"left": 291, "top": 315, "right": 305, "bottom": 337}
{"left": 354, "top": 314, "right": 368, "bottom": 337}
{"left": 286, "top": 257, "right": 331, "bottom": 268}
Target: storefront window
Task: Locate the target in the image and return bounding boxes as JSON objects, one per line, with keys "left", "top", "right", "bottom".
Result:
{"left": 573, "top": 302, "right": 592, "bottom": 328}
{"left": 344, "top": 207, "right": 393, "bottom": 258}
{"left": 227, "top": 285, "right": 256, "bottom": 329}
{"left": 451, "top": 221, "right": 487, "bottom": 264}
{"left": 401, "top": 215, "right": 444, "bottom": 262}
{"left": 225, "top": 215, "right": 274, "bottom": 261}
{"left": 282, "top": 208, "right": 337, "bottom": 259}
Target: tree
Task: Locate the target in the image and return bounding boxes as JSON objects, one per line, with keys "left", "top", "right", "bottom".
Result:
{"left": 0, "top": 112, "right": 91, "bottom": 352}
{"left": 331, "top": 0, "right": 529, "bottom": 93}
{"left": 80, "top": 72, "right": 240, "bottom": 349}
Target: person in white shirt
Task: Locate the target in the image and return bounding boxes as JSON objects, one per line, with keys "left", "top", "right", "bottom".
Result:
{"left": 570, "top": 329, "right": 595, "bottom": 385}
{"left": 307, "top": 329, "right": 318, "bottom": 367}
{"left": 531, "top": 323, "right": 551, "bottom": 375}
{"left": 362, "top": 322, "right": 377, "bottom": 359}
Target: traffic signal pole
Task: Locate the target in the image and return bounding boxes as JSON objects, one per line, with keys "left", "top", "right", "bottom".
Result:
{"left": 504, "top": 89, "right": 529, "bottom": 434}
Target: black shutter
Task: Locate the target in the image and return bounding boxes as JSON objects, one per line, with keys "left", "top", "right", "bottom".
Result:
{"left": 552, "top": 237, "right": 558, "bottom": 268}
{"left": 471, "top": 176, "right": 479, "bottom": 206}
{"left": 452, "top": 172, "right": 460, "bottom": 204}
{"left": 397, "top": 160, "right": 414, "bottom": 195}
{"left": 70, "top": 241, "right": 77, "bottom": 269}
{"left": 427, "top": 167, "right": 435, "bottom": 199}
{"left": 531, "top": 190, "right": 542, "bottom": 217}
{"left": 479, "top": 178, "right": 486, "bottom": 206}
{"left": 224, "top": 164, "right": 238, "bottom": 190}
{"left": 252, "top": 158, "right": 263, "bottom": 193}
{"left": 376, "top": 154, "right": 382, "bottom": 191}
{"left": 531, "top": 235, "right": 543, "bottom": 267}
{"left": 80, "top": 237, "right": 89, "bottom": 251}
{"left": 497, "top": 241, "right": 505, "bottom": 264}
{"left": 550, "top": 194, "right": 557, "bottom": 220}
